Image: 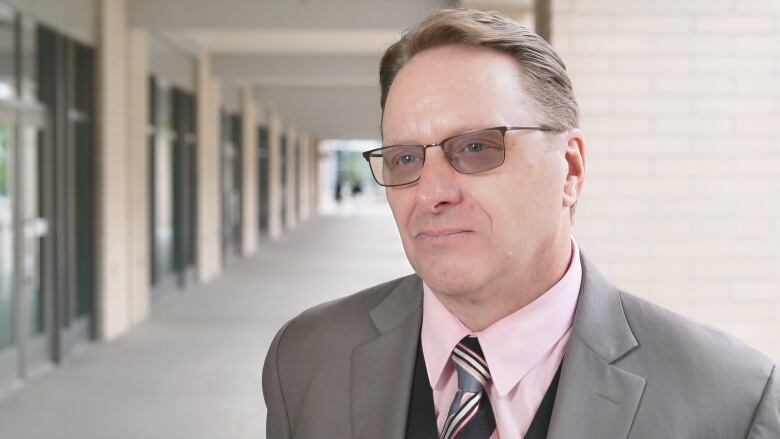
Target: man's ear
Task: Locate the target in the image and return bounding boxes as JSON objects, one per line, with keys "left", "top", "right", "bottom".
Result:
{"left": 562, "top": 129, "right": 586, "bottom": 209}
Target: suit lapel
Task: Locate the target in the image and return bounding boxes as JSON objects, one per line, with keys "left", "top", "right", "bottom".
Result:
{"left": 547, "top": 253, "right": 646, "bottom": 439}
{"left": 351, "top": 275, "right": 423, "bottom": 439}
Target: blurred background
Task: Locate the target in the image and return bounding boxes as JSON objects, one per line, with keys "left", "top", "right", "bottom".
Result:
{"left": 0, "top": 0, "right": 777, "bottom": 437}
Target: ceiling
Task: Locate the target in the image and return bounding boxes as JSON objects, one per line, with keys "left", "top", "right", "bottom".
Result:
{"left": 130, "top": 0, "right": 533, "bottom": 140}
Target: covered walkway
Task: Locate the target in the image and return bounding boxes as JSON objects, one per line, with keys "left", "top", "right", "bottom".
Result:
{"left": 0, "top": 212, "right": 411, "bottom": 439}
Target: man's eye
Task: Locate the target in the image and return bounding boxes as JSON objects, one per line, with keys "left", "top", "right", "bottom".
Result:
{"left": 466, "top": 143, "right": 484, "bottom": 152}
{"left": 397, "top": 154, "right": 417, "bottom": 165}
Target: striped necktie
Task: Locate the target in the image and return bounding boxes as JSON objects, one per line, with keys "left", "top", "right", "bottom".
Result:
{"left": 440, "top": 336, "right": 497, "bottom": 439}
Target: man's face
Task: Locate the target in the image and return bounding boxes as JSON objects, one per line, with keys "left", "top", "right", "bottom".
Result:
{"left": 382, "top": 45, "right": 582, "bottom": 298}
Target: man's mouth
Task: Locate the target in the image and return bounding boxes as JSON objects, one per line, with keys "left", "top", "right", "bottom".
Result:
{"left": 416, "top": 229, "right": 472, "bottom": 240}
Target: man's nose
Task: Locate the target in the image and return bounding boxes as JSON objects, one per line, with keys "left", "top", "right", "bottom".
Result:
{"left": 415, "top": 146, "right": 463, "bottom": 212}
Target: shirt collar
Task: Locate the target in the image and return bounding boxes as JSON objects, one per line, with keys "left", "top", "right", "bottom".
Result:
{"left": 421, "top": 237, "right": 582, "bottom": 396}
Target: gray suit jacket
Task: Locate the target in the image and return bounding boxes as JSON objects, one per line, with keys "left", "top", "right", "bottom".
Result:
{"left": 262, "top": 253, "right": 779, "bottom": 438}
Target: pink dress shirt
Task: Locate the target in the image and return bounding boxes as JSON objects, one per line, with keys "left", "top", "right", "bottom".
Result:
{"left": 421, "top": 237, "right": 581, "bottom": 439}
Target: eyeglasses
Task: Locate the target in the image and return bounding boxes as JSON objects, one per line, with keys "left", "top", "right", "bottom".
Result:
{"left": 362, "top": 125, "right": 554, "bottom": 187}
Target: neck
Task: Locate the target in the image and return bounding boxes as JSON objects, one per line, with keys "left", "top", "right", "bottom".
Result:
{"left": 435, "top": 232, "right": 573, "bottom": 332}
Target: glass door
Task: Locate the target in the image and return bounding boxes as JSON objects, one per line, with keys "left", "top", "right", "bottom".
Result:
{"left": 294, "top": 141, "right": 300, "bottom": 216}
{"left": 0, "top": 110, "right": 16, "bottom": 391}
{"left": 149, "top": 79, "right": 178, "bottom": 296}
{"left": 0, "top": 8, "right": 53, "bottom": 391}
{"left": 58, "top": 38, "right": 95, "bottom": 357}
{"left": 37, "top": 26, "right": 96, "bottom": 359}
{"left": 0, "top": 1, "right": 17, "bottom": 393}
{"left": 230, "top": 114, "right": 242, "bottom": 254}
{"left": 171, "top": 88, "right": 196, "bottom": 287}
{"left": 0, "top": 84, "right": 50, "bottom": 392}
{"left": 17, "top": 8, "right": 48, "bottom": 378}
{"left": 220, "top": 110, "right": 241, "bottom": 264}
{"left": 17, "top": 111, "right": 48, "bottom": 376}
{"left": 0, "top": 11, "right": 96, "bottom": 390}
{"left": 149, "top": 81, "right": 198, "bottom": 297}
{"left": 147, "top": 34, "right": 201, "bottom": 294}
{"left": 280, "top": 135, "right": 287, "bottom": 230}
{"left": 257, "top": 126, "right": 269, "bottom": 237}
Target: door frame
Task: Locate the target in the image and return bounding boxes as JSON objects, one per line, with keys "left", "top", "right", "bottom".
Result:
{"left": 0, "top": 105, "right": 20, "bottom": 394}
{"left": 17, "top": 106, "right": 52, "bottom": 379}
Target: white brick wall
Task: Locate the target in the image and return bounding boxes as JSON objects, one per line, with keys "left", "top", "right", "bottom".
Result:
{"left": 554, "top": 0, "right": 780, "bottom": 361}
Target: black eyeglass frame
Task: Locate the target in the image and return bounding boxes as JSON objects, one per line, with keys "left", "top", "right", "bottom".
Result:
{"left": 362, "top": 125, "right": 555, "bottom": 187}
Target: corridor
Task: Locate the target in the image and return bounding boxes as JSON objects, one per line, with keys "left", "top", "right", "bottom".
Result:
{"left": 0, "top": 212, "right": 412, "bottom": 439}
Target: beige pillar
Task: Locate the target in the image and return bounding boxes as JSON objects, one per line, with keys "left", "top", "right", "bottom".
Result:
{"left": 267, "top": 109, "right": 283, "bottom": 240}
{"left": 211, "top": 80, "right": 222, "bottom": 265}
{"left": 127, "top": 29, "right": 150, "bottom": 325}
{"left": 284, "top": 123, "right": 298, "bottom": 230}
{"left": 96, "top": 0, "right": 130, "bottom": 340}
{"left": 196, "top": 52, "right": 222, "bottom": 282}
{"left": 312, "top": 138, "right": 321, "bottom": 215}
{"left": 240, "top": 85, "right": 258, "bottom": 255}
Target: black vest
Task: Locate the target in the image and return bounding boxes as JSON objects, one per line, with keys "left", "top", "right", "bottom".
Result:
{"left": 405, "top": 341, "right": 562, "bottom": 439}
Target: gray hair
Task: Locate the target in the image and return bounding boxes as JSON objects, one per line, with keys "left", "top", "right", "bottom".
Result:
{"left": 379, "top": 8, "right": 579, "bottom": 131}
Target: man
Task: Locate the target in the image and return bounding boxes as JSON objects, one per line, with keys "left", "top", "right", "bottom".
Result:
{"left": 263, "top": 9, "right": 779, "bottom": 439}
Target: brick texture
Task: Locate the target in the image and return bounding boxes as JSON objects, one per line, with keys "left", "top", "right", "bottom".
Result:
{"left": 554, "top": 0, "right": 780, "bottom": 361}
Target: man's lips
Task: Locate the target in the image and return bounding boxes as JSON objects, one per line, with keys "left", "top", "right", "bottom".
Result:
{"left": 415, "top": 229, "right": 473, "bottom": 239}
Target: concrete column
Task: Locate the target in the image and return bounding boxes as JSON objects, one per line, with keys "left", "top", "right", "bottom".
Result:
{"left": 240, "top": 85, "right": 258, "bottom": 255}
{"left": 312, "top": 138, "right": 321, "bottom": 215}
{"left": 308, "top": 134, "right": 316, "bottom": 218}
{"left": 284, "top": 123, "right": 298, "bottom": 230}
{"left": 267, "top": 109, "right": 283, "bottom": 240}
{"left": 96, "top": 0, "right": 131, "bottom": 341}
{"left": 127, "top": 29, "right": 150, "bottom": 326}
{"left": 195, "top": 52, "right": 222, "bottom": 282}
{"left": 210, "top": 79, "right": 222, "bottom": 265}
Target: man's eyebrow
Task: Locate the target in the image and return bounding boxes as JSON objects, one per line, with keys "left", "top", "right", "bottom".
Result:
{"left": 383, "top": 125, "right": 495, "bottom": 146}
{"left": 382, "top": 138, "right": 423, "bottom": 146}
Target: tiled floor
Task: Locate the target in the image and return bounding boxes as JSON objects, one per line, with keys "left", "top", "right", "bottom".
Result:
{"left": 0, "top": 211, "right": 412, "bottom": 439}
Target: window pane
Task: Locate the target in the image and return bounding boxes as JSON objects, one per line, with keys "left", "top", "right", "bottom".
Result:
{"left": 0, "top": 124, "right": 14, "bottom": 349}
{"left": 154, "top": 85, "right": 175, "bottom": 279}
{"left": 20, "top": 125, "right": 43, "bottom": 334}
{"left": 0, "top": 5, "right": 16, "bottom": 100}
{"left": 154, "top": 129, "right": 174, "bottom": 277}
{"left": 20, "top": 17, "right": 37, "bottom": 102}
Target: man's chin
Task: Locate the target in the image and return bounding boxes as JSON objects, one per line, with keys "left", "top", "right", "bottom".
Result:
{"left": 418, "top": 267, "right": 486, "bottom": 298}
{"left": 407, "top": 246, "right": 492, "bottom": 291}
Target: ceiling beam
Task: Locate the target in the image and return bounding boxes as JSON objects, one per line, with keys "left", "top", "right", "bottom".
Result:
{"left": 255, "top": 85, "right": 382, "bottom": 139}
{"left": 211, "top": 53, "right": 381, "bottom": 81}
{"left": 130, "top": 0, "right": 455, "bottom": 30}
{"left": 172, "top": 29, "right": 400, "bottom": 54}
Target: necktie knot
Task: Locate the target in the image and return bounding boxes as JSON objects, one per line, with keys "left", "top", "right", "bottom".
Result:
{"left": 452, "top": 336, "right": 492, "bottom": 391}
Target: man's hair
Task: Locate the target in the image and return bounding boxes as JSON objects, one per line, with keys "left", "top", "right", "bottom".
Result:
{"left": 379, "top": 8, "right": 580, "bottom": 131}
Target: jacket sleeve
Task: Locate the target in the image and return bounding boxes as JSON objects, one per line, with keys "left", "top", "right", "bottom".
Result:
{"left": 263, "top": 322, "right": 293, "bottom": 439}
{"left": 746, "top": 364, "right": 780, "bottom": 438}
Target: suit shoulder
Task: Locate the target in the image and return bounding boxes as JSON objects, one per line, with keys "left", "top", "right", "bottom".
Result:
{"left": 614, "top": 289, "right": 777, "bottom": 435}
{"left": 617, "top": 289, "right": 774, "bottom": 380}
{"left": 276, "top": 274, "right": 417, "bottom": 348}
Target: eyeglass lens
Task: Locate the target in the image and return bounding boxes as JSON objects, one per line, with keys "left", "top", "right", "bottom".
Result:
{"left": 368, "top": 129, "right": 505, "bottom": 186}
